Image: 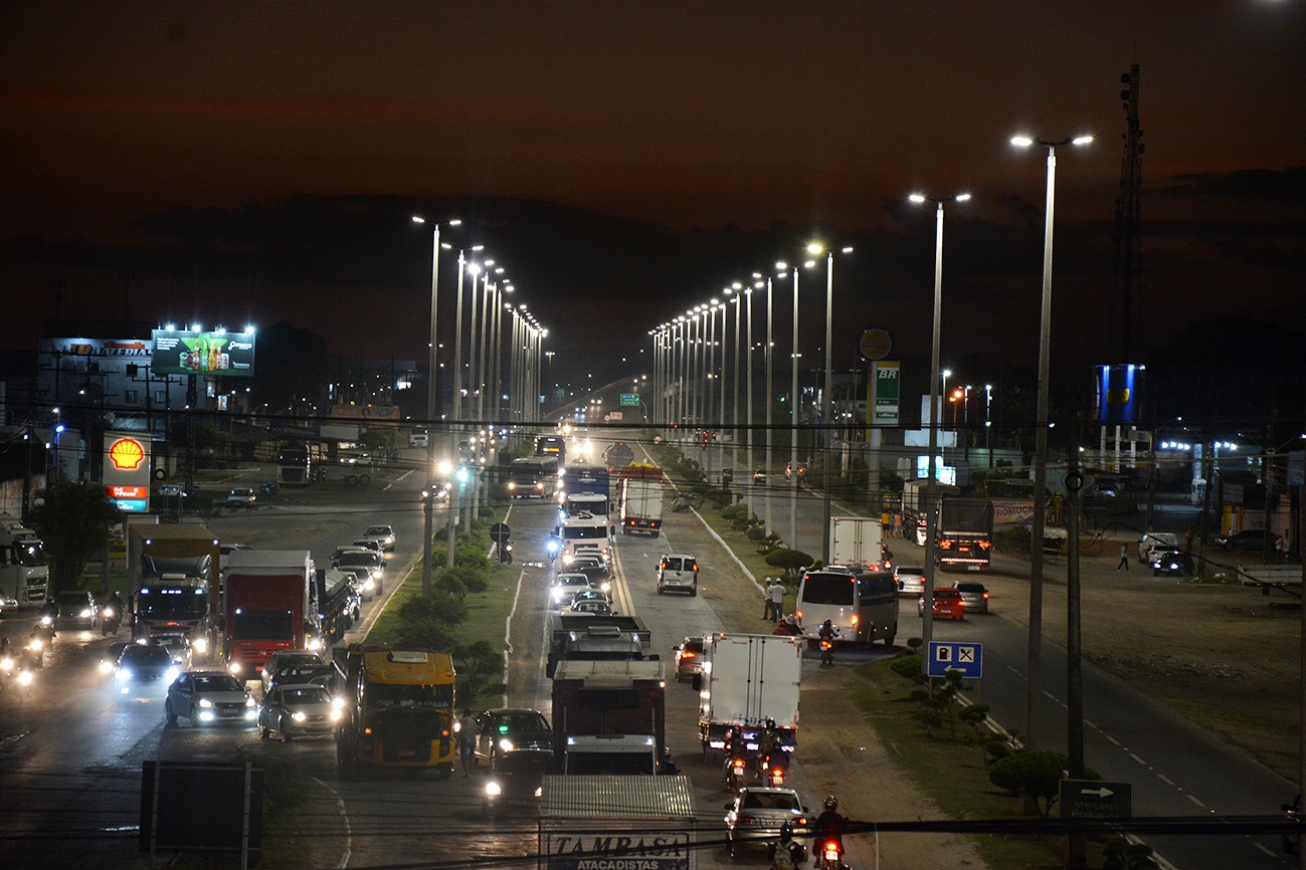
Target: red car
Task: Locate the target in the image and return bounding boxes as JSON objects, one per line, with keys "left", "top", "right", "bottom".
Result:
{"left": 918, "top": 587, "right": 965, "bottom": 620}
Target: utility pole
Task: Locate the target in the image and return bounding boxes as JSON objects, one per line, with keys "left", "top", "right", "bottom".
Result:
{"left": 1112, "top": 64, "right": 1144, "bottom": 361}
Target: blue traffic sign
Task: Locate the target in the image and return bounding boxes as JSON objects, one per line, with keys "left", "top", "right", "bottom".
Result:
{"left": 927, "top": 641, "right": 983, "bottom": 678}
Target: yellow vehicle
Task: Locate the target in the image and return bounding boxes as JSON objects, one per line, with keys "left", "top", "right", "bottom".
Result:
{"left": 333, "top": 646, "right": 456, "bottom": 779}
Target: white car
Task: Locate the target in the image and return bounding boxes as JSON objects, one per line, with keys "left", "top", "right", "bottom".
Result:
{"left": 154, "top": 633, "right": 193, "bottom": 669}
{"left": 550, "top": 573, "right": 594, "bottom": 608}
{"left": 165, "top": 671, "right": 257, "bottom": 727}
{"left": 362, "top": 525, "right": 396, "bottom": 552}
{"left": 895, "top": 565, "right": 925, "bottom": 596}
{"left": 226, "top": 487, "right": 256, "bottom": 509}
{"left": 333, "top": 547, "right": 385, "bottom": 599}
{"left": 258, "top": 685, "right": 339, "bottom": 741}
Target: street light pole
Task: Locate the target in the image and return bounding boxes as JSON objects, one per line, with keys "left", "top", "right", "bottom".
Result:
{"left": 910, "top": 192, "right": 970, "bottom": 666}
{"left": 789, "top": 265, "right": 800, "bottom": 550}
{"left": 412, "top": 216, "right": 460, "bottom": 599}
{"left": 1012, "top": 132, "right": 1092, "bottom": 750}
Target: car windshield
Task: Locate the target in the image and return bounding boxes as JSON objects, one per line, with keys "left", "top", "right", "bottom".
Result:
{"left": 58, "top": 592, "right": 89, "bottom": 606}
{"left": 492, "top": 712, "right": 550, "bottom": 733}
{"left": 956, "top": 584, "right": 985, "bottom": 593}
{"left": 801, "top": 573, "right": 856, "bottom": 606}
{"left": 277, "top": 665, "right": 330, "bottom": 681}
{"left": 122, "top": 646, "right": 172, "bottom": 666}
{"left": 274, "top": 655, "right": 323, "bottom": 670}
{"left": 554, "top": 576, "right": 589, "bottom": 588}
{"left": 194, "top": 675, "right": 244, "bottom": 693}
{"left": 366, "top": 527, "right": 391, "bottom": 536}
{"left": 936, "top": 589, "right": 961, "bottom": 600}
{"left": 156, "top": 636, "right": 187, "bottom": 651}
{"left": 230, "top": 488, "right": 252, "bottom": 497}
{"left": 741, "top": 791, "right": 799, "bottom": 811}
{"left": 282, "top": 687, "right": 330, "bottom": 705}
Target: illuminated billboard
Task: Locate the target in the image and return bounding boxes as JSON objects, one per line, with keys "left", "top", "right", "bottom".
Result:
{"left": 103, "top": 430, "right": 151, "bottom": 512}
{"left": 151, "top": 329, "right": 255, "bottom": 377}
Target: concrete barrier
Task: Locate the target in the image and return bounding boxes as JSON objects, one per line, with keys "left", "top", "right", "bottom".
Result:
{"left": 1237, "top": 564, "right": 1302, "bottom": 587}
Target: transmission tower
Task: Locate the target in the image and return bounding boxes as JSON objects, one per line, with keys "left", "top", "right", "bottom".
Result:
{"left": 1111, "top": 64, "right": 1144, "bottom": 361}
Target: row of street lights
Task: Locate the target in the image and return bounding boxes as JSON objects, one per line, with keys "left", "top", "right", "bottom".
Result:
{"left": 412, "top": 216, "right": 549, "bottom": 597}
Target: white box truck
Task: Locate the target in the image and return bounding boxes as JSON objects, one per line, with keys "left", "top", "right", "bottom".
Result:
{"left": 697, "top": 633, "right": 802, "bottom": 759}
{"left": 0, "top": 514, "right": 49, "bottom": 607}
{"left": 829, "top": 516, "right": 887, "bottom": 569}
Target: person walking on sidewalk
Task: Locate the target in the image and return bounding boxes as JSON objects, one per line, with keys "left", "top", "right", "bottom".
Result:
{"left": 767, "top": 578, "right": 786, "bottom": 622}
{"left": 1116, "top": 543, "right": 1130, "bottom": 572}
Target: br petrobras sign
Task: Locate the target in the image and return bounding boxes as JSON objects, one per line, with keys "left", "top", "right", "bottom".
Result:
{"left": 152, "top": 329, "right": 256, "bottom": 377}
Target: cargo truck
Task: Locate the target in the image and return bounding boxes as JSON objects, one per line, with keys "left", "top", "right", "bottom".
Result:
{"left": 539, "top": 774, "right": 696, "bottom": 870}
{"left": 546, "top": 613, "right": 652, "bottom": 678}
{"left": 936, "top": 497, "right": 995, "bottom": 572}
{"left": 618, "top": 464, "right": 664, "bottom": 537}
{"left": 828, "top": 515, "right": 889, "bottom": 569}
{"left": 222, "top": 549, "right": 319, "bottom": 679}
{"left": 550, "top": 659, "right": 672, "bottom": 774}
{"left": 697, "top": 633, "right": 802, "bottom": 760}
{"left": 0, "top": 514, "right": 49, "bottom": 607}
{"left": 564, "top": 465, "right": 611, "bottom": 504}
{"left": 128, "top": 521, "right": 220, "bottom": 655}
{"left": 333, "top": 645, "right": 457, "bottom": 780}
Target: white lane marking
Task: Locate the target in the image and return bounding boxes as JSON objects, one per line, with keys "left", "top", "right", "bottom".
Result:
{"left": 1186, "top": 794, "right": 1206, "bottom": 808}
{"left": 1105, "top": 735, "right": 1121, "bottom": 746}
{"left": 1084, "top": 719, "right": 1097, "bottom": 730}
{"left": 1157, "top": 774, "right": 1174, "bottom": 785}
{"left": 1253, "top": 842, "right": 1275, "bottom": 856}
{"left": 382, "top": 468, "right": 415, "bottom": 490}
{"left": 312, "top": 776, "right": 351, "bottom": 869}
{"left": 1042, "top": 690, "right": 1058, "bottom": 701}
{"left": 1130, "top": 753, "right": 1147, "bottom": 766}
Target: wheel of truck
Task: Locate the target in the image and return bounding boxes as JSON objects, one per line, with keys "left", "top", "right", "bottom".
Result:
{"left": 690, "top": 583, "right": 698, "bottom": 597}
{"left": 345, "top": 473, "right": 358, "bottom": 487}
{"left": 650, "top": 530, "right": 660, "bottom": 538}
{"left": 259, "top": 725, "right": 270, "bottom": 740}
{"left": 621, "top": 527, "right": 629, "bottom": 536}
{"left": 884, "top": 623, "right": 897, "bottom": 646}
{"left": 358, "top": 474, "right": 371, "bottom": 487}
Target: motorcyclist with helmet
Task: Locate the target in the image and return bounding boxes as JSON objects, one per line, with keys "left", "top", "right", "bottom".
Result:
{"left": 39, "top": 598, "right": 60, "bottom": 637}
{"left": 811, "top": 796, "right": 848, "bottom": 869}
{"left": 721, "top": 726, "right": 750, "bottom": 789}
{"left": 818, "top": 620, "right": 835, "bottom": 666}
{"left": 103, "top": 591, "right": 125, "bottom": 635}
{"left": 767, "top": 821, "right": 806, "bottom": 869}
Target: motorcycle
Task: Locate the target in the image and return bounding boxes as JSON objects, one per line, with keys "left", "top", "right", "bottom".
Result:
{"left": 819, "top": 637, "right": 834, "bottom": 667}
{"left": 766, "top": 836, "right": 806, "bottom": 869}
{"left": 758, "top": 750, "right": 789, "bottom": 787}
{"left": 499, "top": 541, "right": 514, "bottom": 564}
{"left": 724, "top": 753, "right": 748, "bottom": 792}
{"left": 671, "top": 493, "right": 693, "bottom": 513}
{"left": 101, "top": 606, "right": 122, "bottom": 636}
{"left": 813, "top": 836, "right": 847, "bottom": 870}
{"left": 24, "top": 633, "right": 47, "bottom": 668}
{"left": 0, "top": 653, "right": 36, "bottom": 696}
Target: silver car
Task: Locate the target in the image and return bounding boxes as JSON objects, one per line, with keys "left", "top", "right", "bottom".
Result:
{"left": 166, "top": 671, "right": 257, "bottom": 727}
{"left": 550, "top": 573, "right": 594, "bottom": 608}
{"left": 724, "top": 787, "right": 808, "bottom": 857}
{"left": 895, "top": 565, "right": 925, "bottom": 596}
{"left": 954, "top": 581, "right": 990, "bottom": 614}
{"left": 258, "top": 685, "right": 338, "bottom": 741}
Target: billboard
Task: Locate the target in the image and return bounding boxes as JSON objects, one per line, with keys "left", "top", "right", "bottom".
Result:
{"left": 152, "top": 329, "right": 255, "bottom": 377}
{"left": 103, "top": 430, "right": 151, "bottom": 512}
{"left": 1095, "top": 364, "right": 1140, "bottom": 424}
{"left": 873, "top": 361, "right": 900, "bottom": 424}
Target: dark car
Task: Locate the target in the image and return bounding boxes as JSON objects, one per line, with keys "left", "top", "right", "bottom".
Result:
{"left": 1214, "top": 529, "right": 1276, "bottom": 552}
{"left": 114, "top": 643, "right": 177, "bottom": 691}
{"left": 482, "top": 749, "right": 553, "bottom": 820}
{"left": 474, "top": 707, "right": 553, "bottom": 769}
{"left": 1150, "top": 549, "right": 1196, "bottom": 577}
{"left": 673, "top": 636, "right": 706, "bottom": 682}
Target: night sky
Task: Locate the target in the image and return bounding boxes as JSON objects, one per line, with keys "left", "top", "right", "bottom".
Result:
{"left": 2, "top": 2, "right": 1303, "bottom": 390}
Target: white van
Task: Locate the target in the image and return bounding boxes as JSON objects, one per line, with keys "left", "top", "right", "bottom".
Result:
{"left": 1139, "top": 532, "right": 1180, "bottom": 564}
{"left": 409, "top": 429, "right": 429, "bottom": 448}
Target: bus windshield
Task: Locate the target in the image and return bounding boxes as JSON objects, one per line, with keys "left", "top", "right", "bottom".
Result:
{"left": 801, "top": 573, "right": 856, "bottom": 606}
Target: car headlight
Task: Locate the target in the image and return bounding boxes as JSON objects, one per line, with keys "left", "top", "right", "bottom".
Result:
{"left": 98, "top": 660, "right": 112, "bottom": 674}
{"left": 292, "top": 711, "right": 307, "bottom": 722}
{"left": 362, "top": 578, "right": 375, "bottom": 592}
{"left": 199, "top": 698, "right": 214, "bottom": 708}
{"left": 3, "top": 657, "right": 16, "bottom": 673}
{"left": 193, "top": 637, "right": 208, "bottom": 654}
{"left": 600, "top": 582, "right": 611, "bottom": 594}
{"left": 562, "top": 554, "right": 574, "bottom": 565}
{"left": 229, "top": 662, "right": 242, "bottom": 675}
{"left": 245, "top": 696, "right": 256, "bottom": 708}
{"left": 371, "top": 569, "right": 382, "bottom": 579}
{"left": 306, "top": 637, "right": 323, "bottom": 651}
{"left": 485, "top": 781, "right": 502, "bottom": 797}
{"left": 116, "top": 668, "right": 131, "bottom": 681}
{"left": 330, "top": 707, "right": 343, "bottom": 722}
{"left": 165, "top": 667, "right": 179, "bottom": 682}
{"left": 499, "top": 738, "right": 514, "bottom": 752}
{"left": 80, "top": 608, "right": 93, "bottom": 618}
{"left": 18, "top": 670, "right": 34, "bottom": 686}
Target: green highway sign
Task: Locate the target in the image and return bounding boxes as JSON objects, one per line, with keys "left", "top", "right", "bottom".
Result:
{"left": 620, "top": 393, "right": 640, "bottom": 407}
{"left": 1059, "top": 779, "right": 1132, "bottom": 820}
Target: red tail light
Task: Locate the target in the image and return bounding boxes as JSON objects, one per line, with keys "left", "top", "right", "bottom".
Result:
{"left": 680, "top": 651, "right": 695, "bottom": 658}
{"left": 939, "top": 540, "right": 954, "bottom": 550}
{"left": 979, "top": 540, "right": 992, "bottom": 549}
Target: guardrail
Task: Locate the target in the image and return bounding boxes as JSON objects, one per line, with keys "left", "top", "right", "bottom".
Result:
{"left": 1237, "top": 564, "right": 1301, "bottom": 588}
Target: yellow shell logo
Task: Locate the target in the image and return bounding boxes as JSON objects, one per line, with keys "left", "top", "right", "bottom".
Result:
{"left": 109, "top": 438, "right": 145, "bottom": 470}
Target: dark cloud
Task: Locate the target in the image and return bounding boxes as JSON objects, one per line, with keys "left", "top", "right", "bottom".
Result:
{"left": 1163, "top": 167, "right": 1306, "bottom": 203}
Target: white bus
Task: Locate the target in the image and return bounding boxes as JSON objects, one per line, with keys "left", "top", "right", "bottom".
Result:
{"left": 795, "top": 566, "right": 899, "bottom": 647}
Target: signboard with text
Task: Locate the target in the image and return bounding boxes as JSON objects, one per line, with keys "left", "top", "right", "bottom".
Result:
{"left": 620, "top": 394, "right": 640, "bottom": 407}
{"left": 152, "top": 329, "right": 256, "bottom": 377}
{"left": 1059, "top": 779, "right": 1131, "bottom": 820}
{"left": 103, "top": 431, "right": 151, "bottom": 512}
{"left": 873, "top": 361, "right": 900, "bottom": 424}
{"left": 927, "top": 641, "right": 983, "bottom": 678}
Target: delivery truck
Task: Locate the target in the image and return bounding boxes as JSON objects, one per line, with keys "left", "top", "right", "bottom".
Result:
{"left": 222, "top": 549, "right": 319, "bottom": 678}
{"left": 697, "top": 633, "right": 802, "bottom": 760}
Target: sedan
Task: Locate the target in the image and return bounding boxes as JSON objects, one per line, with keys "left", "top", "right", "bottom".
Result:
{"left": 98, "top": 641, "right": 132, "bottom": 675}
{"left": 474, "top": 707, "right": 553, "bottom": 769}
{"left": 226, "top": 487, "right": 256, "bottom": 509}
{"left": 1150, "top": 549, "right": 1196, "bottom": 577}
{"left": 567, "top": 588, "right": 610, "bottom": 611}
{"left": 154, "top": 633, "right": 193, "bottom": 669}
{"left": 724, "top": 787, "right": 808, "bottom": 857}
{"left": 550, "top": 574, "right": 594, "bottom": 608}
{"left": 258, "top": 685, "right": 339, "bottom": 741}
{"left": 673, "top": 637, "right": 706, "bottom": 682}
{"left": 115, "top": 643, "right": 178, "bottom": 693}
{"left": 362, "top": 525, "right": 396, "bottom": 552}
{"left": 570, "top": 598, "right": 614, "bottom": 615}
{"left": 954, "top": 582, "right": 990, "bottom": 614}
{"left": 56, "top": 590, "right": 99, "bottom": 629}
{"left": 569, "top": 557, "right": 610, "bottom": 582}
{"left": 483, "top": 749, "right": 552, "bottom": 820}
{"left": 918, "top": 587, "right": 966, "bottom": 620}
{"left": 1215, "top": 529, "right": 1275, "bottom": 552}
{"left": 166, "top": 671, "right": 257, "bottom": 727}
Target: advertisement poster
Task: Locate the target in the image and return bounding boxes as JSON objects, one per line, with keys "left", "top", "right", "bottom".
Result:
{"left": 152, "top": 329, "right": 255, "bottom": 377}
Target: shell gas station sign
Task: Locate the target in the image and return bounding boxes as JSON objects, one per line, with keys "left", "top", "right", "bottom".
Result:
{"left": 103, "top": 431, "right": 151, "bottom": 512}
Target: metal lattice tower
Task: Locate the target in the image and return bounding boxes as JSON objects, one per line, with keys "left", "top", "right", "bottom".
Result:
{"left": 1111, "top": 64, "right": 1144, "bottom": 361}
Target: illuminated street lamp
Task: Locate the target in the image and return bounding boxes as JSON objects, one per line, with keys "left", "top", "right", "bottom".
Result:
{"left": 1011, "top": 132, "right": 1092, "bottom": 752}
{"left": 909, "top": 191, "right": 970, "bottom": 663}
